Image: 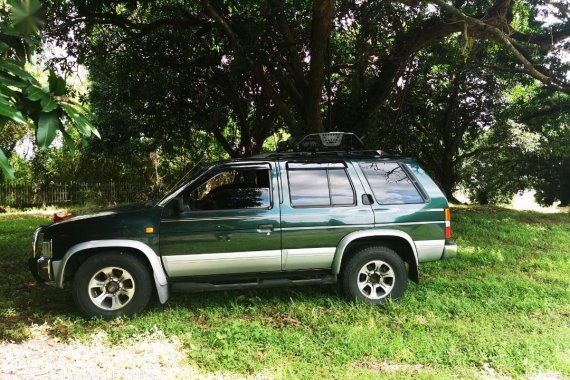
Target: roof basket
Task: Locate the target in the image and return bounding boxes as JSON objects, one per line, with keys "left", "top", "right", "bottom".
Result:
{"left": 276, "top": 132, "right": 365, "bottom": 152}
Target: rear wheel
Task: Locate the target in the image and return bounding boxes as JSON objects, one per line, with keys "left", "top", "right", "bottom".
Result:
{"left": 72, "top": 252, "right": 152, "bottom": 319}
{"left": 342, "top": 246, "right": 407, "bottom": 304}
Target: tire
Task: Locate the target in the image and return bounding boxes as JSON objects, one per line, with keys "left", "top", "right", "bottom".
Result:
{"left": 341, "top": 246, "right": 407, "bottom": 304}
{"left": 71, "top": 251, "right": 152, "bottom": 319}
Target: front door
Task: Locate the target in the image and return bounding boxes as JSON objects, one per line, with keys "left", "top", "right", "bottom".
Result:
{"left": 159, "top": 163, "right": 281, "bottom": 277}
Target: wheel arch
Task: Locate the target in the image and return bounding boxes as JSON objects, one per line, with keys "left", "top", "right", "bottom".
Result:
{"left": 56, "top": 240, "right": 169, "bottom": 304}
{"left": 333, "top": 230, "right": 419, "bottom": 283}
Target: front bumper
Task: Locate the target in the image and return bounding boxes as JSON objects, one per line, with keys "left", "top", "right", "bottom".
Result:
{"left": 28, "top": 257, "right": 53, "bottom": 282}
{"left": 442, "top": 242, "right": 457, "bottom": 259}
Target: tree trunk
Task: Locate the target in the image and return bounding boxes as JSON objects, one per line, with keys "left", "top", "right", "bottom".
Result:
{"left": 305, "top": 0, "right": 335, "bottom": 133}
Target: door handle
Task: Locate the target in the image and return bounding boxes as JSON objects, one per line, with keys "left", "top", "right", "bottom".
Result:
{"left": 257, "top": 224, "right": 274, "bottom": 235}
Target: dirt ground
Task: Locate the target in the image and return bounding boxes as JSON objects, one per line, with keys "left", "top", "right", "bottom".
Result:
{"left": 0, "top": 325, "right": 269, "bottom": 380}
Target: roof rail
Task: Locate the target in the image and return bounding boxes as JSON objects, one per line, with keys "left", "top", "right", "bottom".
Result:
{"left": 253, "top": 149, "right": 394, "bottom": 159}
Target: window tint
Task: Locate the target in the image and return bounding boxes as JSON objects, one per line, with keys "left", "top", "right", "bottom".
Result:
{"left": 288, "top": 170, "right": 330, "bottom": 206}
{"left": 359, "top": 162, "right": 424, "bottom": 204}
{"left": 183, "top": 168, "right": 271, "bottom": 211}
{"left": 288, "top": 168, "right": 355, "bottom": 207}
{"left": 329, "top": 169, "right": 355, "bottom": 205}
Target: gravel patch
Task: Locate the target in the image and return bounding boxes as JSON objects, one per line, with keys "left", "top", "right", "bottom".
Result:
{"left": 0, "top": 325, "right": 270, "bottom": 380}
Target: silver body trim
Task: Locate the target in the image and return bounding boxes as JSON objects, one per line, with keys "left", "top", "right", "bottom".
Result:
{"left": 32, "top": 227, "right": 42, "bottom": 257}
{"left": 332, "top": 229, "right": 419, "bottom": 275}
{"left": 162, "top": 250, "right": 281, "bottom": 277}
{"left": 162, "top": 216, "right": 268, "bottom": 223}
{"left": 282, "top": 247, "right": 336, "bottom": 270}
{"left": 414, "top": 239, "right": 445, "bottom": 262}
{"left": 57, "top": 240, "right": 170, "bottom": 304}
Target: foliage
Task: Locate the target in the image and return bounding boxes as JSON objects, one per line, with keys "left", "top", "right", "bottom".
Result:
{"left": 0, "top": 0, "right": 98, "bottom": 179}
{"left": 34, "top": 0, "right": 568, "bottom": 201}
{"left": 461, "top": 89, "right": 570, "bottom": 205}
{"left": 1, "top": 207, "right": 570, "bottom": 376}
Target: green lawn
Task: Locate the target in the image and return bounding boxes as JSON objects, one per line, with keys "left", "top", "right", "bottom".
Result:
{"left": 1, "top": 207, "right": 569, "bottom": 378}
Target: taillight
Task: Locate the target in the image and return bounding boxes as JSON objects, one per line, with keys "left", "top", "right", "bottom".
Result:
{"left": 445, "top": 207, "right": 451, "bottom": 239}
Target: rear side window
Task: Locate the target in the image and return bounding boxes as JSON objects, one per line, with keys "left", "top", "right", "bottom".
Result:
{"left": 288, "top": 168, "right": 355, "bottom": 207}
{"left": 288, "top": 170, "right": 330, "bottom": 206}
{"left": 359, "top": 162, "right": 424, "bottom": 204}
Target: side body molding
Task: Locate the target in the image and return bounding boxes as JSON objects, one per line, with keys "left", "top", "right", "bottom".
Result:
{"left": 332, "top": 229, "right": 419, "bottom": 277}
{"left": 55, "top": 240, "right": 169, "bottom": 304}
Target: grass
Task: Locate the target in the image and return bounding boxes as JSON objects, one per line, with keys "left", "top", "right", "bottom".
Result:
{"left": 0, "top": 207, "right": 569, "bottom": 378}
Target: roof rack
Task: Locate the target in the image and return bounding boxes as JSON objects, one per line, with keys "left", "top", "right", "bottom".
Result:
{"left": 255, "top": 132, "right": 393, "bottom": 159}
{"left": 276, "top": 132, "right": 366, "bottom": 152}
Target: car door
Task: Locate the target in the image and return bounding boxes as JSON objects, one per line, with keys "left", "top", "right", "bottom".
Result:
{"left": 159, "top": 162, "right": 281, "bottom": 277}
{"left": 279, "top": 160, "right": 375, "bottom": 270}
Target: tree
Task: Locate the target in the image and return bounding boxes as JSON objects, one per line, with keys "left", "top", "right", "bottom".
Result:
{"left": 38, "top": 0, "right": 569, "bottom": 197}
{"left": 0, "top": 0, "right": 98, "bottom": 179}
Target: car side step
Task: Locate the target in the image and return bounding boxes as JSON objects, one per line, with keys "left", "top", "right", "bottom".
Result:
{"left": 171, "top": 275, "right": 337, "bottom": 293}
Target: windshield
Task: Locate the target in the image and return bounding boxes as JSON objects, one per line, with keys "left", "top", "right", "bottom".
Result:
{"left": 157, "top": 162, "right": 212, "bottom": 206}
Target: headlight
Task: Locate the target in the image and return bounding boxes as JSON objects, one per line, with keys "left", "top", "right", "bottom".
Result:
{"left": 32, "top": 228, "right": 52, "bottom": 258}
{"left": 41, "top": 240, "right": 53, "bottom": 258}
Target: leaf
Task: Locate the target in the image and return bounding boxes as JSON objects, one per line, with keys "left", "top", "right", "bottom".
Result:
{"left": 0, "top": 84, "right": 19, "bottom": 98}
{"left": 0, "top": 116, "right": 8, "bottom": 130}
{"left": 0, "top": 60, "right": 33, "bottom": 81}
{"left": 0, "top": 148, "right": 15, "bottom": 179}
{"left": 61, "top": 129, "right": 76, "bottom": 154}
{"left": 0, "top": 97, "right": 26, "bottom": 124}
{"left": 36, "top": 111, "right": 60, "bottom": 149}
{"left": 0, "top": 73, "right": 27, "bottom": 88}
{"left": 26, "top": 85, "right": 46, "bottom": 101}
{"left": 0, "top": 41, "right": 11, "bottom": 53}
{"left": 48, "top": 70, "right": 66, "bottom": 96}
{"left": 40, "top": 96, "right": 58, "bottom": 112}
{"left": 61, "top": 102, "right": 100, "bottom": 138}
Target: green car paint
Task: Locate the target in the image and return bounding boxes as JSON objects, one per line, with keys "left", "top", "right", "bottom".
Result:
{"left": 30, "top": 153, "right": 457, "bottom": 311}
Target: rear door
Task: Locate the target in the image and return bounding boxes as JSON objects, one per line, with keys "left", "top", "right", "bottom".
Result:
{"left": 278, "top": 160, "right": 375, "bottom": 270}
{"left": 159, "top": 162, "right": 281, "bottom": 277}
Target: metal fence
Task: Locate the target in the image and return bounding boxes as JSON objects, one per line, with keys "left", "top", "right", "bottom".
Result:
{"left": 0, "top": 182, "right": 150, "bottom": 207}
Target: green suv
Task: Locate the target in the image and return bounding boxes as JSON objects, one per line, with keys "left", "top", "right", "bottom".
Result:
{"left": 30, "top": 133, "right": 457, "bottom": 318}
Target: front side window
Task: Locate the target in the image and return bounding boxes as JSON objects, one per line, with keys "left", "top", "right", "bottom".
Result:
{"left": 179, "top": 167, "right": 271, "bottom": 211}
{"left": 359, "top": 162, "right": 424, "bottom": 204}
{"left": 288, "top": 168, "right": 355, "bottom": 207}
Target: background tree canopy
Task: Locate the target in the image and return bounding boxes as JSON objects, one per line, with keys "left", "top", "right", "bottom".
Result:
{"left": 2, "top": 0, "right": 569, "bottom": 205}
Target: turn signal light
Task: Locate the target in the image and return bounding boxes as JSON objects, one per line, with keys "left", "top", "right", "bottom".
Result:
{"left": 145, "top": 227, "right": 154, "bottom": 234}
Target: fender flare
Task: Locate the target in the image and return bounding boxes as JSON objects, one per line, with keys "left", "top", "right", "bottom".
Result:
{"left": 55, "top": 240, "right": 169, "bottom": 304}
{"left": 332, "top": 229, "right": 419, "bottom": 278}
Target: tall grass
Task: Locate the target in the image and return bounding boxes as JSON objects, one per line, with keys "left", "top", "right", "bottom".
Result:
{"left": 0, "top": 207, "right": 568, "bottom": 378}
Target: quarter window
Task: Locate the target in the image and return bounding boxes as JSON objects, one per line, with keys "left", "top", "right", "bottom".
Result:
{"left": 288, "top": 168, "right": 355, "bottom": 207}
{"left": 359, "top": 162, "right": 424, "bottom": 204}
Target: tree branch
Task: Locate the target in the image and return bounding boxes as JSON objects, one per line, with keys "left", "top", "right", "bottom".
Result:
{"left": 365, "top": 17, "right": 463, "bottom": 116}
{"left": 267, "top": 0, "right": 308, "bottom": 92}
{"left": 429, "top": 0, "right": 570, "bottom": 93}
{"left": 199, "top": 0, "right": 300, "bottom": 134}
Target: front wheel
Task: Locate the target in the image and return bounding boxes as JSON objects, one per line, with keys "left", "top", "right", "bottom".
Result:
{"left": 72, "top": 252, "right": 152, "bottom": 319}
{"left": 341, "top": 246, "right": 408, "bottom": 304}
